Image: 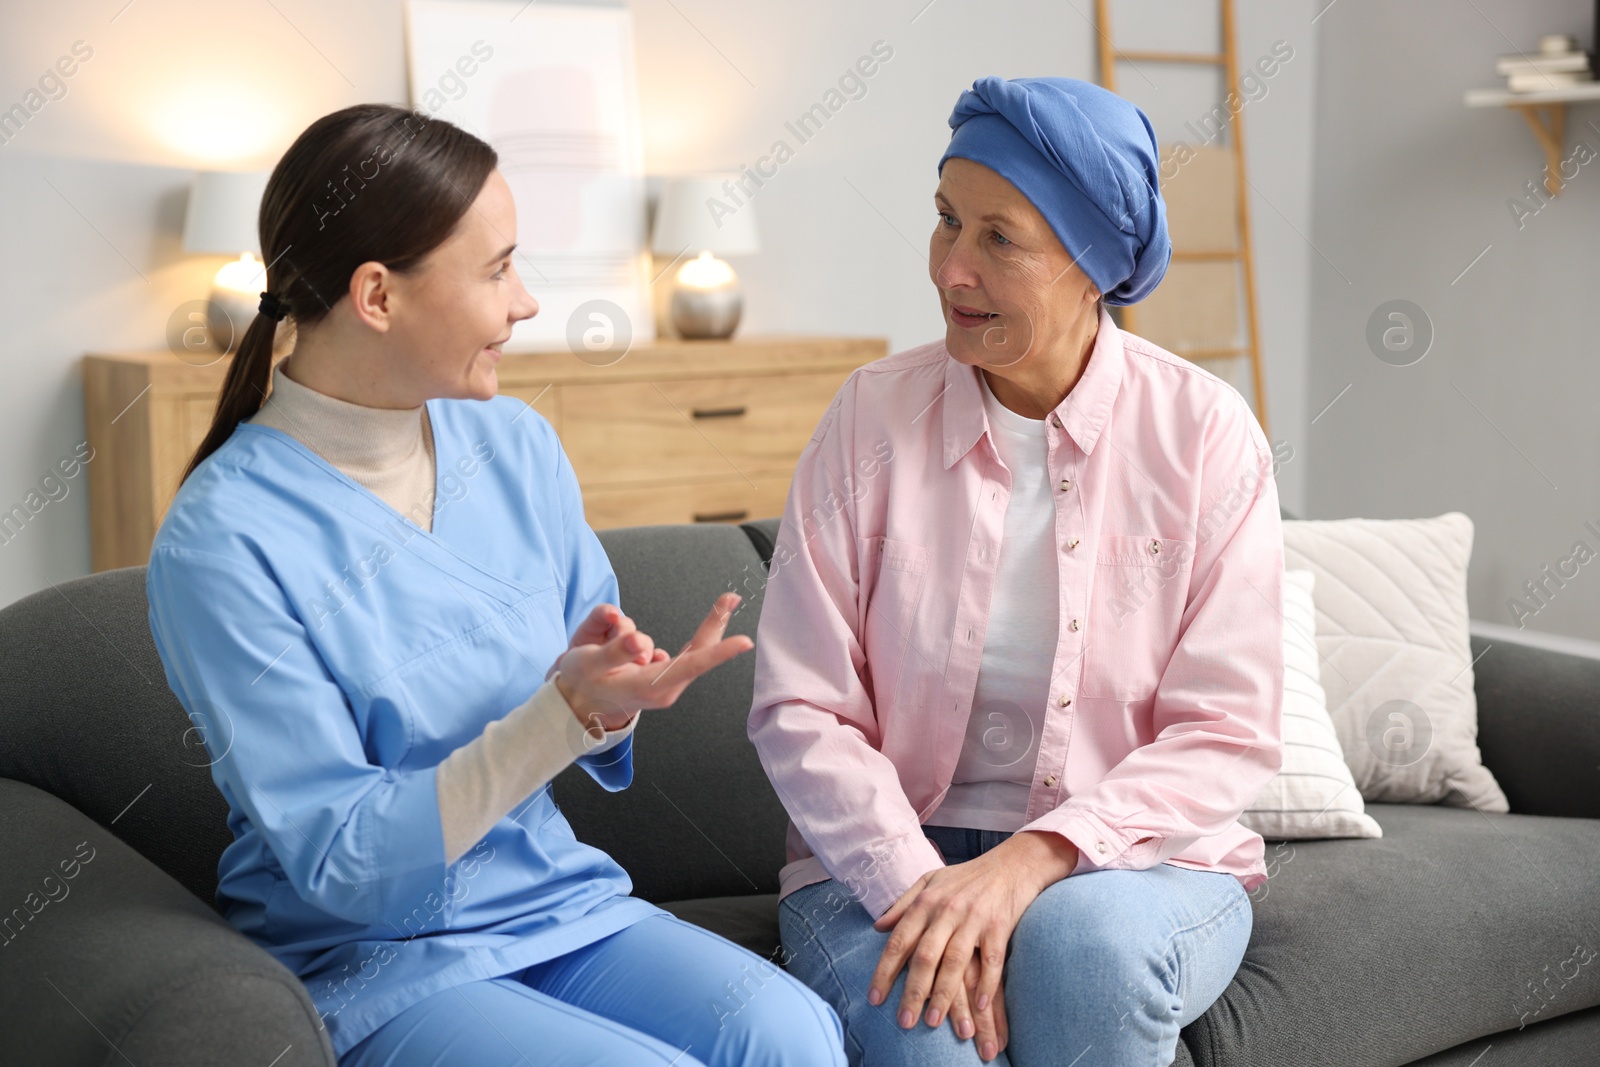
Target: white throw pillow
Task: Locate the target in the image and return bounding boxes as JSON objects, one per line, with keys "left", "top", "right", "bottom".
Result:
{"left": 1281, "top": 513, "right": 1508, "bottom": 811}
{"left": 1240, "top": 568, "right": 1383, "bottom": 840}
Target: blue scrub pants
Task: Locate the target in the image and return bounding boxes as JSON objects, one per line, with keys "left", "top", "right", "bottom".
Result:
{"left": 778, "top": 825, "right": 1252, "bottom": 1067}
{"left": 343, "top": 912, "right": 845, "bottom": 1066}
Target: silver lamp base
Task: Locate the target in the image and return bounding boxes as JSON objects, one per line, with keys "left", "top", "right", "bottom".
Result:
{"left": 671, "top": 283, "right": 742, "bottom": 340}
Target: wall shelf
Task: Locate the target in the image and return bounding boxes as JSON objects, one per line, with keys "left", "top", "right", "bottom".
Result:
{"left": 1465, "top": 83, "right": 1600, "bottom": 195}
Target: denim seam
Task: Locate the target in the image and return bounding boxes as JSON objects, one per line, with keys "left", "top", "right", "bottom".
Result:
{"left": 782, "top": 891, "right": 868, "bottom": 1064}
{"left": 1159, "top": 886, "right": 1250, "bottom": 1066}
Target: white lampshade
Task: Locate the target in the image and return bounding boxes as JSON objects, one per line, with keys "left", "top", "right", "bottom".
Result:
{"left": 651, "top": 174, "right": 760, "bottom": 258}
{"left": 183, "top": 169, "right": 271, "bottom": 255}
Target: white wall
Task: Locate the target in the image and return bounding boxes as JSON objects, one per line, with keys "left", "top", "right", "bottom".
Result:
{"left": 0, "top": 0, "right": 1316, "bottom": 608}
{"left": 1307, "top": 0, "right": 1600, "bottom": 643}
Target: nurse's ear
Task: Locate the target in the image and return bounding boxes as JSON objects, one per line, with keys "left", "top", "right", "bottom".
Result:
{"left": 345, "top": 259, "right": 401, "bottom": 333}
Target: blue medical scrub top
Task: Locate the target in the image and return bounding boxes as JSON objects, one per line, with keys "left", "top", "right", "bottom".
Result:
{"left": 146, "top": 393, "right": 663, "bottom": 1057}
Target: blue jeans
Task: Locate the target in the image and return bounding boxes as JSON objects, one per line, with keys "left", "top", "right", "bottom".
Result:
{"left": 343, "top": 912, "right": 845, "bottom": 1066}
{"left": 778, "top": 825, "right": 1252, "bottom": 1067}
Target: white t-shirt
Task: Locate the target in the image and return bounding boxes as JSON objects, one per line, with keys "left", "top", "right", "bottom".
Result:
{"left": 925, "top": 370, "right": 1061, "bottom": 832}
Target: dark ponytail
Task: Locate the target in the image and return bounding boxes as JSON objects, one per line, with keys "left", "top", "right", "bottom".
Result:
{"left": 180, "top": 103, "right": 498, "bottom": 486}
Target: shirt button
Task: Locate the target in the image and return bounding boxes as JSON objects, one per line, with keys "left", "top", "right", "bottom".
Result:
{"left": 1044, "top": 774, "right": 1058, "bottom": 787}
{"left": 1150, "top": 539, "right": 1161, "bottom": 554}
{"left": 1059, "top": 479, "right": 1072, "bottom": 491}
{"left": 1070, "top": 618, "right": 1081, "bottom": 632}
{"left": 1059, "top": 695, "right": 1072, "bottom": 707}
{"left": 1096, "top": 841, "right": 1108, "bottom": 854}
{"left": 1068, "top": 538, "right": 1080, "bottom": 548}
{"left": 1050, "top": 414, "right": 1063, "bottom": 428}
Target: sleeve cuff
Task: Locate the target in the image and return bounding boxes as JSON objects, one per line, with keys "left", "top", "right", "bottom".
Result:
{"left": 546, "top": 670, "right": 638, "bottom": 753}
{"left": 575, "top": 728, "right": 634, "bottom": 790}
{"left": 848, "top": 829, "right": 946, "bottom": 921}
{"left": 1024, "top": 807, "right": 1161, "bottom": 873}
{"left": 549, "top": 678, "right": 637, "bottom": 790}
{"left": 586, "top": 710, "right": 639, "bottom": 755}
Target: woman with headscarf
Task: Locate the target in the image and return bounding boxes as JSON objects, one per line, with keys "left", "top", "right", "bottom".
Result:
{"left": 748, "top": 76, "right": 1285, "bottom": 1066}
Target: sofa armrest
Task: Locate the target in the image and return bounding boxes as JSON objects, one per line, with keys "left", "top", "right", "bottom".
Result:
{"left": 1470, "top": 622, "right": 1600, "bottom": 819}
{"left": 0, "top": 779, "right": 336, "bottom": 1066}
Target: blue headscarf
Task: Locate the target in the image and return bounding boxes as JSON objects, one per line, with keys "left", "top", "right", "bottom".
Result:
{"left": 938, "top": 76, "right": 1170, "bottom": 305}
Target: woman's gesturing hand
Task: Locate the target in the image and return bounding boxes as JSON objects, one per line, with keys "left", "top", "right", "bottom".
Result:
{"left": 866, "top": 830, "right": 1079, "bottom": 1061}
{"left": 554, "top": 592, "right": 753, "bottom": 731}
{"left": 566, "top": 602, "right": 645, "bottom": 654}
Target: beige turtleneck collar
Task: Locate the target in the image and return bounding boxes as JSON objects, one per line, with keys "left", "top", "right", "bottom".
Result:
{"left": 248, "top": 355, "right": 438, "bottom": 531}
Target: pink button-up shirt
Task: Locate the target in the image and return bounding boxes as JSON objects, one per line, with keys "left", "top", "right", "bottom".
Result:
{"left": 748, "top": 309, "right": 1285, "bottom": 920}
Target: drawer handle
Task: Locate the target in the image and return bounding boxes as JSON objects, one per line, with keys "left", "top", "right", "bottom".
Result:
{"left": 693, "top": 509, "right": 749, "bottom": 523}
{"left": 691, "top": 405, "right": 747, "bottom": 419}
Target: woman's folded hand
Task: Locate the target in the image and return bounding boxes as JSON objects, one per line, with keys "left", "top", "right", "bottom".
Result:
{"left": 866, "top": 829, "right": 1078, "bottom": 1061}
{"left": 945, "top": 951, "right": 1008, "bottom": 1062}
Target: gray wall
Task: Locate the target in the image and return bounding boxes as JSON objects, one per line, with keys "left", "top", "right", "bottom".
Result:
{"left": 1307, "top": 0, "right": 1600, "bottom": 643}
{"left": 0, "top": 0, "right": 1316, "bottom": 609}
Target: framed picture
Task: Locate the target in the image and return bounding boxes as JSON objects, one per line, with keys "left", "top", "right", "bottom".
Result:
{"left": 404, "top": 0, "right": 655, "bottom": 350}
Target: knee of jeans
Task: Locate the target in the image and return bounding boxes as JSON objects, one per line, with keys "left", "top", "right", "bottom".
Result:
{"left": 1012, "top": 899, "right": 1157, "bottom": 983}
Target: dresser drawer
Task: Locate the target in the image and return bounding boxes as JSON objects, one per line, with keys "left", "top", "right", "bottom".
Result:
{"left": 561, "top": 373, "right": 841, "bottom": 485}
{"left": 82, "top": 337, "right": 885, "bottom": 572}
{"left": 580, "top": 477, "right": 791, "bottom": 530}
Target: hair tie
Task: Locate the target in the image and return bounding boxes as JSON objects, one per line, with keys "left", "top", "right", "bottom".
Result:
{"left": 258, "top": 291, "right": 288, "bottom": 322}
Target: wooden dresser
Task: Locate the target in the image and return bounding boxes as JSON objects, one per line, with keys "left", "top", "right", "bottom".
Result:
{"left": 82, "top": 335, "right": 887, "bottom": 572}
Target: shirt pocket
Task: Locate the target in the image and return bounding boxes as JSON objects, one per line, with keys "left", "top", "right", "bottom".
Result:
{"left": 857, "top": 535, "right": 930, "bottom": 708}
{"left": 368, "top": 583, "right": 569, "bottom": 769}
{"left": 541, "top": 800, "right": 578, "bottom": 842}
{"left": 1082, "top": 535, "right": 1196, "bottom": 701}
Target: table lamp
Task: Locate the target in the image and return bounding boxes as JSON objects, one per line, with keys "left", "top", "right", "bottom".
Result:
{"left": 650, "top": 174, "right": 760, "bottom": 340}
{"left": 182, "top": 169, "right": 272, "bottom": 352}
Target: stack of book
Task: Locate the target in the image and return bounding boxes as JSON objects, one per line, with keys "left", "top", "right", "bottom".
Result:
{"left": 1497, "top": 33, "right": 1594, "bottom": 93}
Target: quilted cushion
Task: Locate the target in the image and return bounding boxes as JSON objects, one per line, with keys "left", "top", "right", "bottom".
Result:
{"left": 1240, "top": 568, "right": 1381, "bottom": 839}
{"left": 1281, "top": 513, "right": 1507, "bottom": 811}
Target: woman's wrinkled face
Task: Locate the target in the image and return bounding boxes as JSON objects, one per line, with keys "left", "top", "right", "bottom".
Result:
{"left": 390, "top": 168, "right": 539, "bottom": 401}
{"left": 929, "top": 157, "right": 1100, "bottom": 374}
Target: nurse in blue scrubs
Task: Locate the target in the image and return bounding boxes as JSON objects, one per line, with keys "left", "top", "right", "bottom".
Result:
{"left": 146, "top": 103, "right": 846, "bottom": 1067}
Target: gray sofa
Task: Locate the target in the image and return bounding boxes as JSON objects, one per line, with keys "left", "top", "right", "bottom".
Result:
{"left": 2, "top": 516, "right": 1598, "bottom": 1066}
